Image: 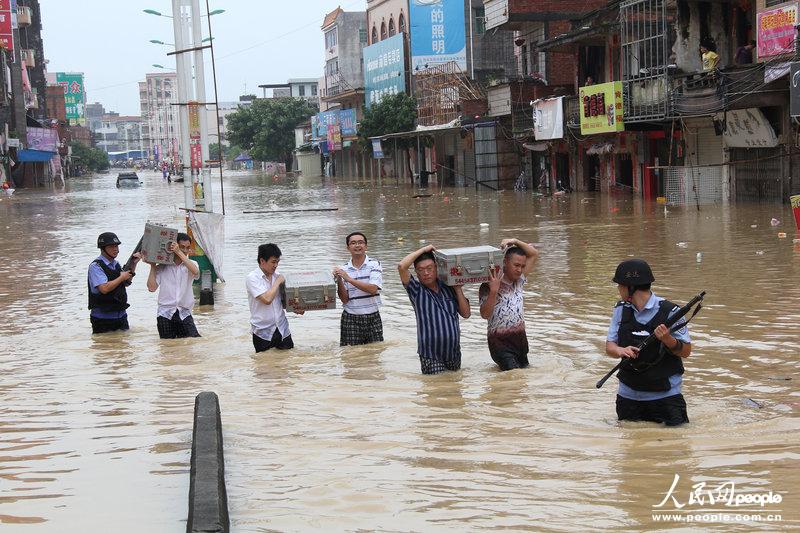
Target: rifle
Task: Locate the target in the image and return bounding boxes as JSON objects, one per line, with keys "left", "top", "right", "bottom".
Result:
{"left": 122, "top": 236, "right": 144, "bottom": 272}
{"left": 596, "top": 291, "right": 706, "bottom": 389}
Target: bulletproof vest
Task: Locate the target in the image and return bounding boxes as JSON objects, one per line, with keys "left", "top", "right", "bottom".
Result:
{"left": 616, "top": 299, "right": 684, "bottom": 392}
{"left": 87, "top": 259, "right": 130, "bottom": 312}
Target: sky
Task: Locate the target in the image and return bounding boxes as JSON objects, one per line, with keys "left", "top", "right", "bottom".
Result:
{"left": 40, "top": 0, "right": 367, "bottom": 116}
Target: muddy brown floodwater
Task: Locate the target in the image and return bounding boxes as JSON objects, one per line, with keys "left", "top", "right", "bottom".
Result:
{"left": 1, "top": 170, "right": 798, "bottom": 531}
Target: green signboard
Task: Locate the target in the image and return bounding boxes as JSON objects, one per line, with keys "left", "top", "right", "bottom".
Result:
{"left": 56, "top": 72, "right": 85, "bottom": 125}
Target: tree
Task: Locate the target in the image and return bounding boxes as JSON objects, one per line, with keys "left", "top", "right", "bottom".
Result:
{"left": 357, "top": 93, "right": 417, "bottom": 176}
{"left": 226, "top": 98, "right": 317, "bottom": 168}
{"left": 209, "top": 142, "right": 243, "bottom": 162}
{"left": 70, "top": 141, "right": 109, "bottom": 173}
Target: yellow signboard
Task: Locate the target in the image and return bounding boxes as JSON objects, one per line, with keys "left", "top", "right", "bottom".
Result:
{"left": 579, "top": 81, "right": 624, "bottom": 135}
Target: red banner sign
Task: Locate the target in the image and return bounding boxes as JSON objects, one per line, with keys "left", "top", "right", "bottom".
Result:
{"left": 0, "top": 0, "right": 13, "bottom": 53}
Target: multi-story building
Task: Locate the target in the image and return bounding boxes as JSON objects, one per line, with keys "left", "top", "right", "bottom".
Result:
{"left": 17, "top": 0, "right": 46, "bottom": 118}
{"left": 95, "top": 114, "right": 146, "bottom": 158}
{"left": 139, "top": 72, "right": 181, "bottom": 163}
{"left": 85, "top": 102, "right": 105, "bottom": 134}
{"left": 319, "top": 7, "right": 368, "bottom": 178}
{"left": 485, "top": 0, "right": 800, "bottom": 202}
{"left": 259, "top": 79, "right": 320, "bottom": 103}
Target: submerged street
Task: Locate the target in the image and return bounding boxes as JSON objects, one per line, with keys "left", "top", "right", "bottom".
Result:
{"left": 1, "top": 171, "right": 798, "bottom": 531}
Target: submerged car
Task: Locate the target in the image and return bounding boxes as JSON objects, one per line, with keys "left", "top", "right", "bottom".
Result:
{"left": 116, "top": 172, "right": 142, "bottom": 188}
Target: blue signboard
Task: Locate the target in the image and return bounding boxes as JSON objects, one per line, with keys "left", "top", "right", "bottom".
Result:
{"left": 314, "top": 109, "right": 358, "bottom": 142}
{"left": 363, "top": 33, "right": 406, "bottom": 108}
{"left": 409, "top": 0, "right": 466, "bottom": 73}
{"left": 339, "top": 109, "right": 358, "bottom": 137}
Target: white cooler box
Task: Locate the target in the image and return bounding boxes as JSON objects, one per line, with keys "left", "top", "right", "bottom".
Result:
{"left": 283, "top": 271, "right": 337, "bottom": 312}
{"left": 434, "top": 245, "right": 503, "bottom": 285}
{"left": 141, "top": 222, "right": 179, "bottom": 265}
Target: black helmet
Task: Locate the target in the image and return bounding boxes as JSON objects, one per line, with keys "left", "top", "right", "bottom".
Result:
{"left": 97, "top": 232, "right": 122, "bottom": 248}
{"left": 613, "top": 259, "right": 654, "bottom": 285}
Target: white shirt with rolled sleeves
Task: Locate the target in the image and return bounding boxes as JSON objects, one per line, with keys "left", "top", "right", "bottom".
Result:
{"left": 341, "top": 255, "right": 383, "bottom": 315}
{"left": 246, "top": 267, "right": 290, "bottom": 340}
{"left": 155, "top": 260, "right": 200, "bottom": 320}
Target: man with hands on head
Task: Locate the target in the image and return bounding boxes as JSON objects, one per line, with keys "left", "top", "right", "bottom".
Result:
{"left": 246, "top": 243, "right": 304, "bottom": 353}
{"left": 398, "top": 244, "right": 470, "bottom": 374}
{"left": 479, "top": 238, "right": 539, "bottom": 371}
{"left": 333, "top": 231, "right": 384, "bottom": 346}
{"left": 145, "top": 233, "right": 201, "bottom": 339}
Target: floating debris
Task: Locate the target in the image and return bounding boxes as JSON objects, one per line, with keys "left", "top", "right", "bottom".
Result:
{"left": 676, "top": 242, "right": 689, "bottom": 248}
{"left": 742, "top": 398, "right": 763, "bottom": 409}
{"left": 770, "top": 218, "right": 780, "bottom": 226}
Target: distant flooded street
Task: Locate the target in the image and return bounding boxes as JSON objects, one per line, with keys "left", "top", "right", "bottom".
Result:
{"left": 1, "top": 170, "right": 798, "bottom": 531}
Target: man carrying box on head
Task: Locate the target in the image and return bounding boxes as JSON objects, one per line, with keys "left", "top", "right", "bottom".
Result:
{"left": 398, "top": 244, "right": 471, "bottom": 374}
{"left": 333, "top": 231, "right": 384, "bottom": 346}
{"left": 246, "top": 243, "right": 304, "bottom": 353}
{"left": 479, "top": 239, "right": 539, "bottom": 371}
{"left": 145, "top": 232, "right": 201, "bottom": 339}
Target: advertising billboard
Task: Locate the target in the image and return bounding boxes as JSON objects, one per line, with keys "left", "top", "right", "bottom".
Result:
{"left": 0, "top": 0, "right": 13, "bottom": 52}
{"left": 579, "top": 81, "right": 624, "bottom": 135}
{"left": 409, "top": 0, "right": 466, "bottom": 73}
{"left": 757, "top": 4, "right": 798, "bottom": 59}
{"left": 363, "top": 33, "right": 406, "bottom": 108}
{"left": 56, "top": 72, "right": 86, "bottom": 125}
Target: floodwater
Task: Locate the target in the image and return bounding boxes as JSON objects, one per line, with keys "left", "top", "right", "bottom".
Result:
{"left": 1, "top": 170, "right": 798, "bottom": 532}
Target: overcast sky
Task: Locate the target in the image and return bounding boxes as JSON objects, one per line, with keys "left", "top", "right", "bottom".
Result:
{"left": 40, "top": 0, "right": 367, "bottom": 115}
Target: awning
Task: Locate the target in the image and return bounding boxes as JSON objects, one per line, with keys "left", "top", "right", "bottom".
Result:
{"left": 17, "top": 149, "right": 57, "bottom": 162}
{"left": 372, "top": 118, "right": 463, "bottom": 141}
{"left": 535, "top": 24, "right": 613, "bottom": 52}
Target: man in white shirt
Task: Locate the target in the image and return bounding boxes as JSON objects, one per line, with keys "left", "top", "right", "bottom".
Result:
{"left": 246, "top": 243, "right": 303, "bottom": 352}
{"left": 333, "top": 232, "right": 384, "bottom": 346}
{"left": 146, "top": 233, "right": 201, "bottom": 338}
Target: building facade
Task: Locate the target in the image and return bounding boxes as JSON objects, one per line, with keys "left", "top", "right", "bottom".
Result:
{"left": 139, "top": 72, "right": 181, "bottom": 163}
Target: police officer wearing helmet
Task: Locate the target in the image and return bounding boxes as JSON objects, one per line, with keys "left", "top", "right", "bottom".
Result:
{"left": 605, "top": 259, "right": 692, "bottom": 426}
{"left": 87, "top": 232, "right": 141, "bottom": 334}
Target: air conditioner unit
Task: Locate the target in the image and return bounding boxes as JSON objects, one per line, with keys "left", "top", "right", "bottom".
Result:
{"left": 17, "top": 6, "right": 32, "bottom": 27}
{"left": 22, "top": 49, "right": 35, "bottom": 67}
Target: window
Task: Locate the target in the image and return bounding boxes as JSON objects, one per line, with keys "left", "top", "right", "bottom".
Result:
{"left": 312, "top": 85, "right": 318, "bottom": 96}
{"left": 359, "top": 28, "right": 368, "bottom": 44}
{"left": 380, "top": 22, "right": 387, "bottom": 41}
{"left": 218, "top": 116, "right": 224, "bottom": 125}
{"left": 299, "top": 85, "right": 306, "bottom": 96}
{"left": 371, "top": 26, "right": 378, "bottom": 44}
{"left": 473, "top": 7, "right": 486, "bottom": 35}
{"left": 399, "top": 13, "right": 406, "bottom": 34}
{"left": 388, "top": 18, "right": 396, "bottom": 37}
{"left": 325, "top": 28, "right": 338, "bottom": 50}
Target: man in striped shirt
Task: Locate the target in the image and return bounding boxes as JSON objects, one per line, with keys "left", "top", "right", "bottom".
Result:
{"left": 334, "top": 232, "right": 384, "bottom": 346}
{"left": 399, "top": 244, "right": 471, "bottom": 374}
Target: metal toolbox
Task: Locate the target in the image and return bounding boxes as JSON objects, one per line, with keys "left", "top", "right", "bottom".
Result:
{"left": 283, "top": 271, "right": 337, "bottom": 312}
{"left": 141, "top": 222, "right": 179, "bottom": 265}
{"left": 434, "top": 245, "right": 503, "bottom": 286}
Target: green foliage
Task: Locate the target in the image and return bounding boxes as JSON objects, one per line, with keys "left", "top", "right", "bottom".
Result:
{"left": 209, "top": 143, "right": 243, "bottom": 162}
{"left": 226, "top": 98, "right": 317, "bottom": 165}
{"left": 357, "top": 93, "right": 417, "bottom": 149}
{"left": 70, "top": 141, "right": 109, "bottom": 172}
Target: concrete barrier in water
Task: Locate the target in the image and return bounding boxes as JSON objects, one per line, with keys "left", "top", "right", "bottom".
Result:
{"left": 187, "top": 391, "right": 229, "bottom": 533}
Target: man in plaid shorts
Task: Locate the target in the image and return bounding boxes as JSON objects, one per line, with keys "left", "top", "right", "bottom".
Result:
{"left": 334, "top": 232, "right": 384, "bottom": 346}
{"left": 145, "top": 233, "right": 201, "bottom": 338}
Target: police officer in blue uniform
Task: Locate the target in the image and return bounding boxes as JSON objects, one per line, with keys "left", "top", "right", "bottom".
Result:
{"left": 87, "top": 232, "right": 140, "bottom": 334}
{"left": 605, "top": 259, "right": 692, "bottom": 426}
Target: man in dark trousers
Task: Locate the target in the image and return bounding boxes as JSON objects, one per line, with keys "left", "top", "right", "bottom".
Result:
{"left": 398, "top": 244, "right": 471, "bottom": 374}
{"left": 87, "top": 232, "right": 141, "bottom": 334}
{"left": 605, "top": 259, "right": 692, "bottom": 426}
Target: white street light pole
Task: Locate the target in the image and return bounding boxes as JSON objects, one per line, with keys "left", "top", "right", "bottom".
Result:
{"left": 191, "top": 0, "right": 213, "bottom": 213}
{"left": 172, "top": 0, "right": 194, "bottom": 209}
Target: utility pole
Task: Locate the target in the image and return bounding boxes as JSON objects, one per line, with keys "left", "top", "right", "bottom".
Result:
{"left": 172, "top": 0, "right": 194, "bottom": 209}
